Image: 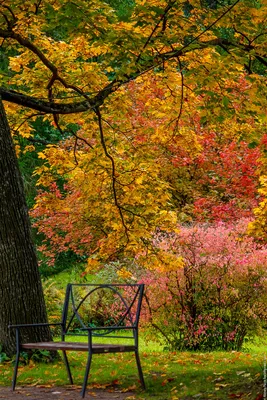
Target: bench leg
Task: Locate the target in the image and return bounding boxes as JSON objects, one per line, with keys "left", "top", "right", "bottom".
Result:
{"left": 12, "top": 350, "right": 20, "bottom": 391}
{"left": 135, "top": 350, "right": 146, "bottom": 390}
{"left": 81, "top": 352, "right": 92, "bottom": 398}
{"left": 62, "top": 351, "right": 73, "bottom": 385}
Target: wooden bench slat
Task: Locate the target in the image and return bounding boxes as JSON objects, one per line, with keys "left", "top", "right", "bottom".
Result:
{"left": 21, "top": 341, "right": 136, "bottom": 353}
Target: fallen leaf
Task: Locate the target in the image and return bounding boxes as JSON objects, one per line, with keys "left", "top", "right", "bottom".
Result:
{"left": 38, "top": 385, "right": 52, "bottom": 388}
{"left": 121, "top": 385, "right": 137, "bottom": 392}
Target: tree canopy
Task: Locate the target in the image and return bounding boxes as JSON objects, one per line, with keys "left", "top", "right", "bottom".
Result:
{"left": 1, "top": 0, "right": 267, "bottom": 269}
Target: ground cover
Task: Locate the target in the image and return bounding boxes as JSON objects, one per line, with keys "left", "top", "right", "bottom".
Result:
{"left": 0, "top": 338, "right": 265, "bottom": 399}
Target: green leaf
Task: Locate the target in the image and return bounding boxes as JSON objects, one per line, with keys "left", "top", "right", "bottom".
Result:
{"left": 222, "top": 96, "right": 230, "bottom": 107}
{"left": 248, "top": 141, "right": 259, "bottom": 149}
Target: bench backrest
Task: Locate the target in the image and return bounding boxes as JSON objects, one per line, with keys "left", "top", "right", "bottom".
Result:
{"left": 61, "top": 283, "right": 144, "bottom": 337}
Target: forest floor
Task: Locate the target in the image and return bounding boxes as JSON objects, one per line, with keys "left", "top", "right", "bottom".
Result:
{"left": 0, "top": 386, "right": 136, "bottom": 399}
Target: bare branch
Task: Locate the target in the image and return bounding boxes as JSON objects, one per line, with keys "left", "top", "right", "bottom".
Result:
{"left": 69, "top": 127, "right": 94, "bottom": 150}
{"left": 34, "top": 0, "right": 43, "bottom": 15}
{"left": 233, "top": 27, "right": 251, "bottom": 44}
{"left": 2, "top": 5, "right": 16, "bottom": 22}
{"left": 26, "top": 137, "right": 50, "bottom": 145}
{"left": 73, "top": 136, "right": 79, "bottom": 166}
{"left": 1, "top": 12, "right": 10, "bottom": 27}
{"left": 173, "top": 56, "right": 184, "bottom": 133}
{"left": 11, "top": 111, "right": 45, "bottom": 137}
{"left": 136, "top": 0, "right": 177, "bottom": 63}
{"left": 95, "top": 107, "right": 129, "bottom": 241}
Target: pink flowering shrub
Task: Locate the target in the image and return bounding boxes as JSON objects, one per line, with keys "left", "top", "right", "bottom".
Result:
{"left": 140, "top": 219, "right": 267, "bottom": 350}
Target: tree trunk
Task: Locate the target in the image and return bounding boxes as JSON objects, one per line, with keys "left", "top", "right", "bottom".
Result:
{"left": 0, "top": 98, "right": 52, "bottom": 356}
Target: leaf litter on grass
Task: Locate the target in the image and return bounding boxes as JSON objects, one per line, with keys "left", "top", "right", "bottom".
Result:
{"left": 0, "top": 349, "right": 265, "bottom": 399}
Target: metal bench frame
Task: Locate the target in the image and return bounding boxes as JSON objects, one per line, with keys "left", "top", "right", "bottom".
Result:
{"left": 9, "top": 283, "right": 146, "bottom": 398}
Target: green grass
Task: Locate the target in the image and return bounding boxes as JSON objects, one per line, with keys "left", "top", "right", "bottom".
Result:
{"left": 0, "top": 336, "right": 265, "bottom": 399}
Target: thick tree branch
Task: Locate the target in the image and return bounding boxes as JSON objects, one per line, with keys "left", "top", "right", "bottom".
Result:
{"left": 0, "top": 27, "right": 120, "bottom": 107}
{"left": 0, "top": 88, "right": 93, "bottom": 113}
{"left": 160, "top": 38, "right": 252, "bottom": 60}
{"left": 0, "top": 0, "right": 265, "bottom": 118}
{"left": 0, "top": 29, "right": 57, "bottom": 74}
{"left": 0, "top": 84, "right": 118, "bottom": 114}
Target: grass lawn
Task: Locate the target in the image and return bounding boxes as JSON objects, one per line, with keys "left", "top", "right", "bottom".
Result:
{"left": 0, "top": 336, "right": 265, "bottom": 399}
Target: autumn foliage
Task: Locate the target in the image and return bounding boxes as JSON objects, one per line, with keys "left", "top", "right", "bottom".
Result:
{"left": 29, "top": 74, "right": 262, "bottom": 267}
{"left": 139, "top": 220, "right": 267, "bottom": 350}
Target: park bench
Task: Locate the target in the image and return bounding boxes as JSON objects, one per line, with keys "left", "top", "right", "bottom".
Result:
{"left": 9, "top": 283, "right": 146, "bottom": 398}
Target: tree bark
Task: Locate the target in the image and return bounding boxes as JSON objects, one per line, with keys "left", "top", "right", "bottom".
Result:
{"left": 0, "top": 98, "right": 52, "bottom": 356}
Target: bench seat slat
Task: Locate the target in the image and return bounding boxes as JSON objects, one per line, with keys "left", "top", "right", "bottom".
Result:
{"left": 21, "top": 342, "right": 136, "bottom": 353}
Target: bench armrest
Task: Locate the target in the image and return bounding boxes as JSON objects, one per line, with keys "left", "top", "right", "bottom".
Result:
{"left": 8, "top": 323, "right": 63, "bottom": 329}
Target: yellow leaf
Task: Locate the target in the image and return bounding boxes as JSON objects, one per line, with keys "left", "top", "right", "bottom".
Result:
{"left": 38, "top": 152, "right": 46, "bottom": 159}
